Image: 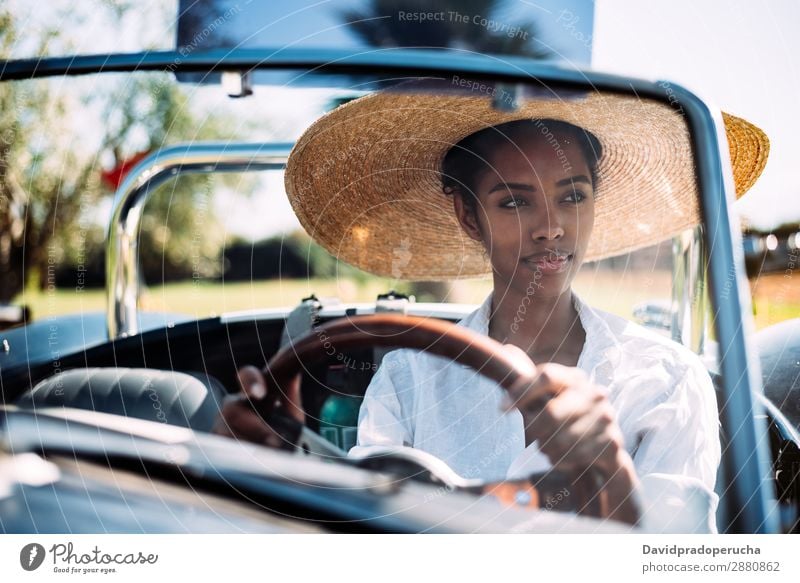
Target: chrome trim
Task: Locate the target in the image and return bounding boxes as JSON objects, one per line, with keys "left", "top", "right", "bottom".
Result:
{"left": 0, "top": 47, "right": 601, "bottom": 83}
{"left": 671, "top": 226, "right": 707, "bottom": 354}
{"left": 673, "top": 86, "right": 778, "bottom": 533}
{"left": 219, "top": 302, "right": 477, "bottom": 325}
{"left": 105, "top": 143, "right": 292, "bottom": 339}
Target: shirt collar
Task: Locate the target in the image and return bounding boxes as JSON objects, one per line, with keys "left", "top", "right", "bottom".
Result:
{"left": 457, "top": 289, "right": 623, "bottom": 373}
{"left": 456, "top": 290, "right": 493, "bottom": 334}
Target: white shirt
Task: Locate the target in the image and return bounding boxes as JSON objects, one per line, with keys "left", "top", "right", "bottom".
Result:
{"left": 349, "top": 292, "right": 722, "bottom": 533}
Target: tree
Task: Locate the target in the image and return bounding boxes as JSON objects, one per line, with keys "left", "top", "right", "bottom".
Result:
{"left": 0, "top": 12, "right": 27, "bottom": 302}
{"left": 0, "top": 11, "right": 99, "bottom": 301}
{"left": 97, "top": 74, "right": 237, "bottom": 285}
{"left": 0, "top": 5, "right": 239, "bottom": 305}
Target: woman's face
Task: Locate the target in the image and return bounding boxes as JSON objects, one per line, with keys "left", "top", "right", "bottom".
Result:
{"left": 455, "top": 129, "right": 596, "bottom": 300}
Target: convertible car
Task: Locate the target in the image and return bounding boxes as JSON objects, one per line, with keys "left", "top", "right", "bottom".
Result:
{"left": 0, "top": 45, "right": 798, "bottom": 534}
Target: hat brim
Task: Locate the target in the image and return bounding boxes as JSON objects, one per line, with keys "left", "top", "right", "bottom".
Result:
{"left": 285, "top": 89, "right": 768, "bottom": 280}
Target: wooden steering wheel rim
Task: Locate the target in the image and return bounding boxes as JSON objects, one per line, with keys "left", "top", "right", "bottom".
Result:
{"left": 264, "top": 313, "right": 537, "bottom": 394}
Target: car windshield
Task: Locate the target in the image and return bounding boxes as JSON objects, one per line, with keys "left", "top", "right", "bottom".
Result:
{"left": 0, "top": 66, "right": 694, "bottom": 339}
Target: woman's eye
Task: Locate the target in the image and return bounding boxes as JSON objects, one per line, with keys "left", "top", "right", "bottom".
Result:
{"left": 563, "top": 191, "right": 587, "bottom": 203}
{"left": 501, "top": 197, "right": 527, "bottom": 208}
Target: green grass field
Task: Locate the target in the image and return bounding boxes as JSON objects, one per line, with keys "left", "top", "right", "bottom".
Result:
{"left": 16, "top": 270, "right": 799, "bottom": 330}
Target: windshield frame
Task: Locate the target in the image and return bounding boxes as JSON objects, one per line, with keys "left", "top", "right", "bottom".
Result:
{"left": 0, "top": 46, "right": 775, "bottom": 533}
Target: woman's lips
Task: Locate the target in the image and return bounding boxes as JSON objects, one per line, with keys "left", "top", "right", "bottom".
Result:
{"left": 521, "top": 253, "right": 573, "bottom": 274}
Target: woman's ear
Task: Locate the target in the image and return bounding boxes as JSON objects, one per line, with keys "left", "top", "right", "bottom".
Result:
{"left": 452, "top": 191, "right": 484, "bottom": 244}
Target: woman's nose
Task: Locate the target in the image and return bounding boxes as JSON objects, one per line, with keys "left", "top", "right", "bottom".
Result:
{"left": 530, "top": 215, "right": 565, "bottom": 241}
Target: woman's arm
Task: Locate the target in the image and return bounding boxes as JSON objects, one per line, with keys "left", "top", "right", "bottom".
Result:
{"left": 499, "top": 346, "right": 642, "bottom": 525}
{"left": 500, "top": 342, "right": 721, "bottom": 531}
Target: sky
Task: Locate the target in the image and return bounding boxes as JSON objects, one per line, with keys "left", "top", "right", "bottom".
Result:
{"left": 5, "top": 0, "right": 799, "bottom": 237}
{"left": 592, "top": 0, "right": 800, "bottom": 231}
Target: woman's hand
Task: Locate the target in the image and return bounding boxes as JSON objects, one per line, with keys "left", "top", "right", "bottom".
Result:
{"left": 500, "top": 345, "right": 640, "bottom": 524}
{"left": 212, "top": 365, "right": 305, "bottom": 449}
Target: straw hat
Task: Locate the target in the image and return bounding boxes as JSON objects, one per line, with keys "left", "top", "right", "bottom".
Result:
{"left": 284, "top": 86, "right": 769, "bottom": 280}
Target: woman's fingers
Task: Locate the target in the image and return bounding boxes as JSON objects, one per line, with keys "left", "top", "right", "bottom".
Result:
{"left": 497, "top": 354, "right": 624, "bottom": 472}
{"left": 537, "top": 414, "right": 610, "bottom": 470}
{"left": 530, "top": 393, "right": 623, "bottom": 473}
{"left": 236, "top": 365, "right": 305, "bottom": 423}
{"left": 215, "top": 365, "right": 306, "bottom": 447}
{"left": 279, "top": 373, "right": 305, "bottom": 423}
{"left": 503, "top": 362, "right": 590, "bottom": 412}
{"left": 213, "top": 396, "right": 282, "bottom": 447}
{"left": 523, "top": 392, "right": 594, "bottom": 459}
{"left": 498, "top": 343, "right": 537, "bottom": 377}
{"left": 237, "top": 365, "right": 268, "bottom": 400}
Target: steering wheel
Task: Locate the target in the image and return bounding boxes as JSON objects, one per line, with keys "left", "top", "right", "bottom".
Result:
{"left": 254, "top": 313, "right": 612, "bottom": 521}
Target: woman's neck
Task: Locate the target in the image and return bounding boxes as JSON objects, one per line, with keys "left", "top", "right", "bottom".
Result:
{"left": 487, "top": 284, "right": 585, "bottom": 367}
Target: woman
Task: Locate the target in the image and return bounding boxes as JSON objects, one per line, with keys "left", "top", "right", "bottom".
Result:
{"left": 217, "top": 85, "right": 769, "bottom": 532}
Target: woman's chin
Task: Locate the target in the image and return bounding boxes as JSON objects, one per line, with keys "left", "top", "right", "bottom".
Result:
{"left": 493, "top": 275, "right": 569, "bottom": 302}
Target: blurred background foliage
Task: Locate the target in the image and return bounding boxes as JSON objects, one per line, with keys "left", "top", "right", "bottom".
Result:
{"left": 0, "top": 6, "right": 237, "bottom": 303}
